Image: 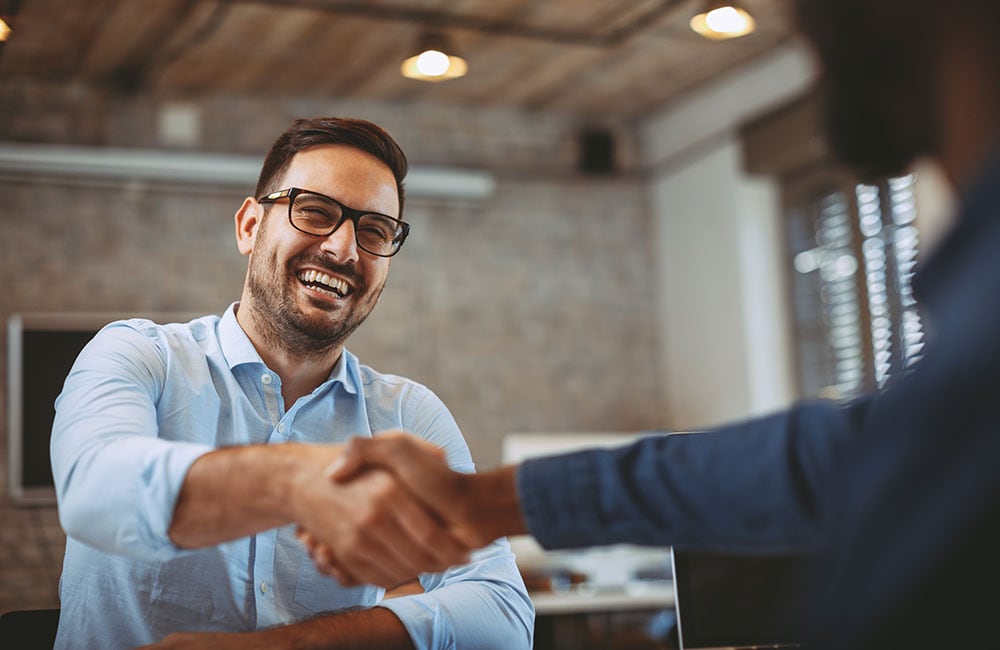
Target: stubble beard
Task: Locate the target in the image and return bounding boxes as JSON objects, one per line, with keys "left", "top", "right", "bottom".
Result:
{"left": 245, "top": 241, "right": 385, "bottom": 361}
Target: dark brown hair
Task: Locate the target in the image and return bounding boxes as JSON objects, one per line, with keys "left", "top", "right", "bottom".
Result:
{"left": 255, "top": 117, "right": 408, "bottom": 215}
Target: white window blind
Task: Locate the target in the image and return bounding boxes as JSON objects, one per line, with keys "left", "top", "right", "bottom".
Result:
{"left": 786, "top": 174, "right": 924, "bottom": 399}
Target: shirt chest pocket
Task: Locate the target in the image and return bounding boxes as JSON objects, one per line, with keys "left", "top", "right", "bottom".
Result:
{"left": 150, "top": 552, "right": 246, "bottom": 630}
{"left": 293, "top": 555, "right": 383, "bottom": 613}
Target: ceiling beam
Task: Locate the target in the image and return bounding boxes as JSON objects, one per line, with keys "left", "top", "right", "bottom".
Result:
{"left": 217, "top": 0, "right": 687, "bottom": 47}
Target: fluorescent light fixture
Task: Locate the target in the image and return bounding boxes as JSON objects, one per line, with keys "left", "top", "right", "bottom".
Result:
{"left": 0, "top": 143, "right": 495, "bottom": 200}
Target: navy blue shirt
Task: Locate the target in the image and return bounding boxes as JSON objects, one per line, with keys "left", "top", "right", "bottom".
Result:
{"left": 518, "top": 148, "right": 1000, "bottom": 649}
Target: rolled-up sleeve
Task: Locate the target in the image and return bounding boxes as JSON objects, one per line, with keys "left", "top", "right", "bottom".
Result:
{"left": 50, "top": 322, "right": 212, "bottom": 560}
{"left": 379, "top": 540, "right": 534, "bottom": 650}
{"left": 371, "top": 381, "right": 534, "bottom": 649}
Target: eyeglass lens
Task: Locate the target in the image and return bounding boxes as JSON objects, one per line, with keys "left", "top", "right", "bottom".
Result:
{"left": 291, "top": 192, "right": 403, "bottom": 256}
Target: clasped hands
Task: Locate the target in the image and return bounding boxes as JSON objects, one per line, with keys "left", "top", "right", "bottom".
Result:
{"left": 291, "top": 432, "right": 501, "bottom": 589}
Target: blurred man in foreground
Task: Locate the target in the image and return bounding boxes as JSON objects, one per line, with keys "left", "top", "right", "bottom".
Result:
{"left": 306, "top": 1, "right": 1000, "bottom": 647}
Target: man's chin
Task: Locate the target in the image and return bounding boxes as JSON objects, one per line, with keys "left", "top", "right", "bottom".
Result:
{"left": 293, "top": 305, "right": 347, "bottom": 334}
{"left": 282, "top": 318, "right": 352, "bottom": 354}
{"left": 289, "top": 299, "right": 369, "bottom": 343}
{"left": 835, "top": 144, "right": 917, "bottom": 183}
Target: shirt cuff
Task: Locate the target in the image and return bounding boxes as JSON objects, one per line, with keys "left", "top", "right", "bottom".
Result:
{"left": 378, "top": 597, "right": 455, "bottom": 650}
{"left": 134, "top": 441, "right": 215, "bottom": 557}
{"left": 516, "top": 450, "right": 607, "bottom": 550}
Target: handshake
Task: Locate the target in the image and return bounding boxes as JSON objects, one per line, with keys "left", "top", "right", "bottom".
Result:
{"left": 290, "top": 433, "right": 526, "bottom": 589}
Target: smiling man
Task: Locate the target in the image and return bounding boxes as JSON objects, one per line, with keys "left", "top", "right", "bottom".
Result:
{"left": 49, "top": 117, "right": 533, "bottom": 650}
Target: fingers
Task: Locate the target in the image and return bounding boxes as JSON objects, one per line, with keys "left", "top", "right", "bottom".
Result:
{"left": 323, "top": 449, "right": 360, "bottom": 482}
{"left": 302, "top": 519, "right": 411, "bottom": 588}
{"left": 332, "top": 434, "right": 499, "bottom": 547}
{"left": 294, "top": 434, "right": 489, "bottom": 588}
{"left": 295, "top": 526, "right": 315, "bottom": 551}
{"left": 329, "top": 434, "right": 462, "bottom": 518}
{"left": 328, "top": 433, "right": 446, "bottom": 482}
{"left": 346, "top": 478, "right": 469, "bottom": 582}
{"left": 297, "top": 529, "right": 361, "bottom": 585}
{"left": 294, "top": 468, "right": 472, "bottom": 588}
{"left": 326, "top": 436, "right": 376, "bottom": 482}
{"left": 384, "top": 484, "right": 471, "bottom": 569}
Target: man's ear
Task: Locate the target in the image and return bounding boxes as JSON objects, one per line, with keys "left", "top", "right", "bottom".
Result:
{"left": 235, "top": 198, "right": 261, "bottom": 256}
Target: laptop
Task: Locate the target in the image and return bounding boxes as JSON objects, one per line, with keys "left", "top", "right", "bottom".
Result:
{"left": 670, "top": 549, "right": 815, "bottom": 649}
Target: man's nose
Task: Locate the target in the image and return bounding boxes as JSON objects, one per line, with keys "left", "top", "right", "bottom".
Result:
{"left": 319, "top": 217, "right": 360, "bottom": 263}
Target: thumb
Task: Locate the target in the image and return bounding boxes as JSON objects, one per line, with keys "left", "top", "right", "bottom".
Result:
{"left": 330, "top": 434, "right": 460, "bottom": 512}
{"left": 326, "top": 438, "right": 367, "bottom": 482}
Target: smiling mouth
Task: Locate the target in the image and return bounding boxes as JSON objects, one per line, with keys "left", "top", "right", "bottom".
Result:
{"left": 298, "top": 270, "right": 351, "bottom": 298}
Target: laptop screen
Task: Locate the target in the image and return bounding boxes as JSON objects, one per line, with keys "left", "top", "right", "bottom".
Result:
{"left": 671, "top": 549, "right": 815, "bottom": 649}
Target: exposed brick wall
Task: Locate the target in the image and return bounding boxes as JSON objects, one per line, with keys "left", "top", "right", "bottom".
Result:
{"left": 0, "top": 79, "right": 639, "bottom": 172}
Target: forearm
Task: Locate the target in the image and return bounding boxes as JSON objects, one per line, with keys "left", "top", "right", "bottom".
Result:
{"left": 169, "top": 442, "right": 340, "bottom": 548}
{"left": 145, "top": 607, "right": 414, "bottom": 650}
{"left": 260, "top": 607, "right": 414, "bottom": 650}
{"left": 518, "top": 403, "right": 850, "bottom": 551}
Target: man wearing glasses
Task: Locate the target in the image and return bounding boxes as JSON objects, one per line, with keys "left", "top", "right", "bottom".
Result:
{"left": 50, "top": 117, "right": 533, "bottom": 649}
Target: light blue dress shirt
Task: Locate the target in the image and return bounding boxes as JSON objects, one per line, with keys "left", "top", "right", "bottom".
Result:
{"left": 50, "top": 304, "right": 533, "bottom": 649}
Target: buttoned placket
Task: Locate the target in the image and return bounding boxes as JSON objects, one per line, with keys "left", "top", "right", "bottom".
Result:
{"left": 247, "top": 362, "right": 352, "bottom": 626}
{"left": 252, "top": 368, "right": 285, "bottom": 628}
{"left": 258, "top": 370, "right": 296, "bottom": 440}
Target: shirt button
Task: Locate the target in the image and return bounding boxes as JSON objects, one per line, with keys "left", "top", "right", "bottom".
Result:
{"left": 277, "top": 422, "right": 286, "bottom": 434}
{"left": 261, "top": 374, "right": 272, "bottom": 385}
{"left": 260, "top": 581, "right": 269, "bottom": 594}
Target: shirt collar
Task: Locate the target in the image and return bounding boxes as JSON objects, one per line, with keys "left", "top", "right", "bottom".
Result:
{"left": 218, "top": 302, "right": 360, "bottom": 395}
{"left": 328, "top": 347, "right": 360, "bottom": 395}
{"left": 219, "top": 302, "right": 263, "bottom": 369}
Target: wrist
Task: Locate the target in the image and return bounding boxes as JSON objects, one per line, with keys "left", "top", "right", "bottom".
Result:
{"left": 462, "top": 465, "right": 527, "bottom": 544}
{"left": 284, "top": 443, "right": 344, "bottom": 524}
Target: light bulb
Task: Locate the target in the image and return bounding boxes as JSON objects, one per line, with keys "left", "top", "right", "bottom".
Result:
{"left": 415, "top": 50, "right": 450, "bottom": 77}
{"left": 401, "top": 34, "right": 468, "bottom": 81}
{"left": 690, "top": 3, "right": 756, "bottom": 40}
{"left": 705, "top": 6, "right": 748, "bottom": 33}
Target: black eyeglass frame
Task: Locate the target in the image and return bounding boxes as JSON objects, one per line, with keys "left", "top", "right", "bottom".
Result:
{"left": 257, "top": 186, "right": 410, "bottom": 258}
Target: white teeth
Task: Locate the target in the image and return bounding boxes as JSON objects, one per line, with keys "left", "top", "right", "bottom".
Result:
{"left": 299, "top": 270, "right": 349, "bottom": 296}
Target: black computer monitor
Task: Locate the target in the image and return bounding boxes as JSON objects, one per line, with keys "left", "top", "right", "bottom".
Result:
{"left": 671, "top": 549, "right": 816, "bottom": 650}
{"left": 6, "top": 312, "right": 196, "bottom": 505}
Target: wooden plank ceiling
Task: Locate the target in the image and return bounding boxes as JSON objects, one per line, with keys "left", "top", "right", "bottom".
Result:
{"left": 0, "top": 0, "right": 797, "bottom": 119}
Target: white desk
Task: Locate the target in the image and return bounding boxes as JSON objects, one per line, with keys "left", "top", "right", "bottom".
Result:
{"left": 530, "top": 581, "right": 675, "bottom": 616}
